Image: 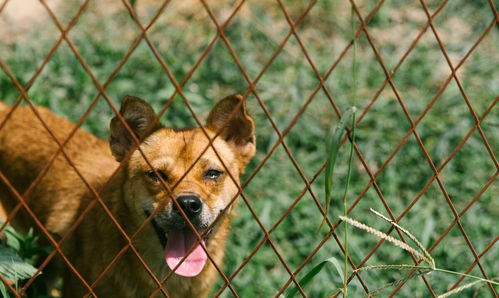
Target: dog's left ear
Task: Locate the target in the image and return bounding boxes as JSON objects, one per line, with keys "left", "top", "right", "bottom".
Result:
{"left": 206, "top": 94, "right": 256, "bottom": 165}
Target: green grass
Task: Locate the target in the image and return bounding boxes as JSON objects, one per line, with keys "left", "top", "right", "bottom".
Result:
{"left": 0, "top": 0, "right": 497, "bottom": 296}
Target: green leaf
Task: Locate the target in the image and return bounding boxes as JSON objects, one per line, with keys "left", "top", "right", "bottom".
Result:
{"left": 319, "top": 107, "right": 356, "bottom": 231}
{"left": 0, "top": 247, "right": 38, "bottom": 280}
{"left": 0, "top": 281, "right": 10, "bottom": 298}
{"left": 3, "top": 226, "right": 21, "bottom": 252}
{"left": 286, "top": 257, "right": 344, "bottom": 298}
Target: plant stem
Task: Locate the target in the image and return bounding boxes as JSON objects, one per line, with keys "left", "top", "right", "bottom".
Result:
{"left": 341, "top": 112, "right": 356, "bottom": 297}
{"left": 342, "top": 3, "right": 358, "bottom": 297}
{"left": 376, "top": 265, "right": 499, "bottom": 285}
{"left": 432, "top": 267, "right": 499, "bottom": 285}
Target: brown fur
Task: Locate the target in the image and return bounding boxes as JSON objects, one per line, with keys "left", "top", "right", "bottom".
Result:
{"left": 0, "top": 95, "right": 255, "bottom": 297}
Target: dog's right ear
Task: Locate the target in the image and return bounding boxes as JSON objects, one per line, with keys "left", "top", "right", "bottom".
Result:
{"left": 206, "top": 94, "right": 255, "bottom": 167}
{"left": 109, "top": 96, "right": 159, "bottom": 162}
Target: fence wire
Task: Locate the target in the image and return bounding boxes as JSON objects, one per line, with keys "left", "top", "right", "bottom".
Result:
{"left": 0, "top": 0, "right": 497, "bottom": 297}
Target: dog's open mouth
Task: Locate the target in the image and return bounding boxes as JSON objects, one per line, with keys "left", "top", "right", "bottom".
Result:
{"left": 164, "top": 228, "right": 207, "bottom": 277}
{"left": 145, "top": 210, "right": 211, "bottom": 277}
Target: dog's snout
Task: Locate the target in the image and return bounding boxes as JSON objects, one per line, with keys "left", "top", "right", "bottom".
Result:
{"left": 175, "top": 195, "right": 202, "bottom": 218}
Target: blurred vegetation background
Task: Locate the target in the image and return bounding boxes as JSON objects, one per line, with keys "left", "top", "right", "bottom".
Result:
{"left": 0, "top": 0, "right": 497, "bottom": 296}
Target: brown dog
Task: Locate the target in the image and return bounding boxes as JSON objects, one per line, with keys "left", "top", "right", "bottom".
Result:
{"left": 0, "top": 94, "right": 255, "bottom": 297}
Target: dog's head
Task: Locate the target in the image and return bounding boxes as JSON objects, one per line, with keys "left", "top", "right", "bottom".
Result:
{"left": 109, "top": 94, "right": 255, "bottom": 277}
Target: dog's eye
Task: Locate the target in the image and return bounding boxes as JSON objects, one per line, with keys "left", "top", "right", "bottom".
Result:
{"left": 145, "top": 170, "right": 168, "bottom": 182}
{"left": 204, "top": 169, "right": 223, "bottom": 180}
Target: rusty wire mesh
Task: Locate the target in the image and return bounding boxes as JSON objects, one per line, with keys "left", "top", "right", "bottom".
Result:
{"left": 0, "top": 0, "right": 497, "bottom": 297}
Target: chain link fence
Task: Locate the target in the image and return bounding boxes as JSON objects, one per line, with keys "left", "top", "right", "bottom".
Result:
{"left": 0, "top": 0, "right": 497, "bottom": 296}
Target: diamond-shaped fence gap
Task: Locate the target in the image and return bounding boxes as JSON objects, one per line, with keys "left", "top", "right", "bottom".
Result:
{"left": 429, "top": 224, "right": 481, "bottom": 292}
{"left": 269, "top": 190, "right": 331, "bottom": 260}
{"left": 0, "top": 2, "right": 62, "bottom": 88}
{"left": 42, "top": 0, "right": 87, "bottom": 28}
{"left": 458, "top": 28, "right": 499, "bottom": 116}
{"left": 66, "top": 0, "right": 145, "bottom": 83}
{"left": 224, "top": 235, "right": 295, "bottom": 297}
{"left": 367, "top": 0, "right": 434, "bottom": 71}
{"left": 223, "top": 239, "right": 289, "bottom": 296}
{"left": 96, "top": 39, "right": 199, "bottom": 128}
{"left": 291, "top": 249, "right": 356, "bottom": 297}
{"left": 325, "top": 33, "right": 387, "bottom": 114}
{"left": 438, "top": 130, "right": 497, "bottom": 213}
{"left": 367, "top": 133, "right": 437, "bottom": 217}
{"left": 354, "top": 0, "right": 387, "bottom": 21}
{"left": 181, "top": 39, "right": 249, "bottom": 96}
{"left": 416, "top": 79, "right": 477, "bottom": 166}
{"left": 281, "top": 0, "right": 354, "bottom": 75}
{"left": 249, "top": 45, "right": 323, "bottom": 134}
{"left": 423, "top": 0, "right": 447, "bottom": 12}
{"left": 407, "top": 178, "right": 455, "bottom": 241}
{"left": 273, "top": 92, "right": 334, "bottom": 179}
{"left": 243, "top": 146, "right": 311, "bottom": 228}
{"left": 132, "top": 0, "right": 170, "bottom": 24}
{"left": 217, "top": 0, "right": 296, "bottom": 79}
{"left": 201, "top": 0, "right": 240, "bottom": 25}
{"left": 389, "top": 30, "right": 454, "bottom": 120}
{"left": 279, "top": 0, "right": 314, "bottom": 21}
{"left": 14, "top": 42, "right": 111, "bottom": 136}
{"left": 0, "top": 0, "right": 59, "bottom": 59}
{"left": 157, "top": 91, "right": 205, "bottom": 130}
{"left": 458, "top": 197, "right": 497, "bottom": 257}
{"left": 394, "top": 274, "right": 435, "bottom": 298}
{"left": 144, "top": 1, "right": 224, "bottom": 81}
{"left": 347, "top": 177, "right": 386, "bottom": 222}
{"left": 473, "top": 236, "right": 499, "bottom": 282}
{"left": 430, "top": 0, "right": 494, "bottom": 65}
{"left": 354, "top": 89, "right": 412, "bottom": 174}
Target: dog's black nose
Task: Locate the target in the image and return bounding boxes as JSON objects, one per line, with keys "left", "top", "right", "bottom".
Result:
{"left": 175, "top": 195, "right": 202, "bottom": 218}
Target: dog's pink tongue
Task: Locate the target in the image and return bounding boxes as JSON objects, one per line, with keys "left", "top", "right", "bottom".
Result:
{"left": 165, "top": 229, "right": 207, "bottom": 277}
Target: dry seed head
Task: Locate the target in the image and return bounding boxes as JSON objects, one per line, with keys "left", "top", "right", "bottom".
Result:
{"left": 437, "top": 280, "right": 482, "bottom": 298}
{"left": 369, "top": 208, "right": 435, "bottom": 269}
{"left": 339, "top": 216, "right": 428, "bottom": 263}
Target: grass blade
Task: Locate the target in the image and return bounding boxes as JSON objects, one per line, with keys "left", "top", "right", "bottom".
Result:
{"left": 0, "top": 282, "right": 9, "bottom": 298}
{"left": 319, "top": 107, "right": 355, "bottom": 231}
{"left": 286, "top": 257, "right": 344, "bottom": 298}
